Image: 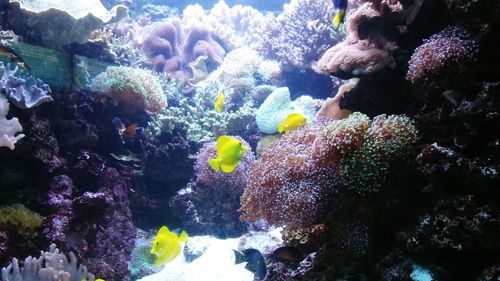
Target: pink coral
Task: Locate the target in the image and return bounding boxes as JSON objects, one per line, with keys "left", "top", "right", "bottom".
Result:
{"left": 406, "top": 26, "right": 478, "bottom": 84}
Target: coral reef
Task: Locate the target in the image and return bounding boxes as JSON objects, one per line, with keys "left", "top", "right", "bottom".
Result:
{"left": 241, "top": 112, "right": 418, "bottom": 228}
{"left": 255, "top": 0, "right": 342, "bottom": 69}
{"left": 170, "top": 137, "right": 255, "bottom": 237}
{"left": 1, "top": 244, "right": 95, "bottom": 281}
{"left": 42, "top": 169, "right": 136, "bottom": 280}
{"left": 5, "top": 0, "right": 127, "bottom": 49}
{"left": 91, "top": 66, "right": 166, "bottom": 114}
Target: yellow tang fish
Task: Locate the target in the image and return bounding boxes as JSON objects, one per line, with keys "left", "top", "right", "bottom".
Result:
{"left": 332, "top": 9, "right": 346, "bottom": 29}
{"left": 96, "top": 279, "right": 106, "bottom": 281}
{"left": 208, "top": 136, "right": 249, "bottom": 173}
{"left": 150, "top": 226, "right": 188, "bottom": 266}
{"left": 278, "top": 113, "right": 307, "bottom": 134}
{"left": 214, "top": 90, "right": 224, "bottom": 113}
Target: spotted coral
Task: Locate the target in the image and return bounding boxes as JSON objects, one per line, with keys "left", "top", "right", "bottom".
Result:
{"left": 91, "top": 66, "right": 166, "bottom": 114}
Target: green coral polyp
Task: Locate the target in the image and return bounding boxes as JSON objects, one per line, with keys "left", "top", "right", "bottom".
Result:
{"left": 91, "top": 66, "right": 166, "bottom": 114}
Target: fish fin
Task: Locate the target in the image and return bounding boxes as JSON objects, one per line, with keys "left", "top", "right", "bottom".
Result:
{"left": 178, "top": 230, "right": 188, "bottom": 242}
{"left": 233, "top": 250, "right": 246, "bottom": 264}
{"left": 220, "top": 162, "right": 237, "bottom": 173}
{"left": 333, "top": 9, "right": 346, "bottom": 29}
{"left": 208, "top": 158, "right": 220, "bottom": 171}
{"left": 158, "top": 226, "right": 170, "bottom": 236}
{"left": 278, "top": 123, "right": 285, "bottom": 134}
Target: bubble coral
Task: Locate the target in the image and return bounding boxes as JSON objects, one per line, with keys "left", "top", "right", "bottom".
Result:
{"left": 91, "top": 66, "right": 166, "bottom": 114}
{"left": 406, "top": 26, "right": 478, "bottom": 85}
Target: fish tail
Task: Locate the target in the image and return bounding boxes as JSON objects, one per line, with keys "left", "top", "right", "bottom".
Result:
{"left": 278, "top": 123, "right": 285, "bottom": 134}
{"left": 333, "top": 9, "right": 346, "bottom": 29}
{"left": 179, "top": 230, "right": 188, "bottom": 242}
{"left": 208, "top": 158, "right": 220, "bottom": 171}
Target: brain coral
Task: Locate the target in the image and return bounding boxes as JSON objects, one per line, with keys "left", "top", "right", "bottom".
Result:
{"left": 91, "top": 66, "right": 166, "bottom": 114}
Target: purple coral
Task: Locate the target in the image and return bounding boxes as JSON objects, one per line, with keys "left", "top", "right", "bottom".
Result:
{"left": 406, "top": 26, "right": 478, "bottom": 84}
{"left": 0, "top": 63, "right": 52, "bottom": 109}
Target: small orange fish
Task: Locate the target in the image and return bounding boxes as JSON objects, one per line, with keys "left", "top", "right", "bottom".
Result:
{"left": 122, "top": 123, "right": 138, "bottom": 140}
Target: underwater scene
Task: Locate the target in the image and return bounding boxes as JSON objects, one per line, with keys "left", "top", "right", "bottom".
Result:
{"left": 0, "top": 0, "right": 499, "bottom": 280}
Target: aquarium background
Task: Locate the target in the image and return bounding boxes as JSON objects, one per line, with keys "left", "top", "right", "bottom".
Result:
{"left": 0, "top": 0, "right": 499, "bottom": 281}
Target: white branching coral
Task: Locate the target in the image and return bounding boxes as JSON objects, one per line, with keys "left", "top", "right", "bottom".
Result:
{"left": 0, "top": 94, "right": 24, "bottom": 150}
{"left": 1, "top": 244, "right": 95, "bottom": 281}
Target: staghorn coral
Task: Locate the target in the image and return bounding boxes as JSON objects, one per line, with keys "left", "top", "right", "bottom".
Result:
{"left": 241, "top": 113, "right": 419, "bottom": 228}
{"left": 1, "top": 244, "right": 95, "bottom": 281}
{"left": 0, "top": 204, "right": 43, "bottom": 235}
{"left": 91, "top": 66, "right": 166, "bottom": 114}
{"left": 170, "top": 137, "right": 255, "bottom": 237}
{"left": 406, "top": 26, "right": 479, "bottom": 87}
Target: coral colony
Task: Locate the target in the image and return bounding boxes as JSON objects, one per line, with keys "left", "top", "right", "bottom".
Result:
{"left": 0, "top": 0, "right": 499, "bottom": 281}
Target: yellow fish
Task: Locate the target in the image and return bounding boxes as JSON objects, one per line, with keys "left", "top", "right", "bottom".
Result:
{"left": 150, "top": 226, "right": 188, "bottom": 266}
{"left": 214, "top": 90, "right": 224, "bottom": 112}
{"left": 208, "top": 136, "right": 249, "bottom": 173}
{"left": 278, "top": 113, "right": 307, "bottom": 134}
{"left": 332, "top": 9, "right": 346, "bottom": 29}
{"left": 96, "top": 279, "right": 106, "bottom": 281}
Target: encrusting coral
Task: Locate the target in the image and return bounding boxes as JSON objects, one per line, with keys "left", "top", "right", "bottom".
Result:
{"left": 240, "top": 112, "right": 419, "bottom": 228}
{"left": 91, "top": 66, "right": 166, "bottom": 114}
{"left": 1, "top": 244, "right": 95, "bottom": 281}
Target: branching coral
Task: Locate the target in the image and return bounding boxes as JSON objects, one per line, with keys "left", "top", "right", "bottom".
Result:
{"left": 240, "top": 113, "right": 419, "bottom": 228}
{"left": 91, "top": 66, "right": 166, "bottom": 114}
{"left": 406, "top": 26, "right": 478, "bottom": 86}
{"left": 255, "top": 0, "right": 343, "bottom": 68}
{"left": 1, "top": 244, "right": 95, "bottom": 281}
{"left": 0, "top": 94, "right": 24, "bottom": 150}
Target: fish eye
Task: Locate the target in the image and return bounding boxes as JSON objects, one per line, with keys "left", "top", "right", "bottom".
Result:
{"left": 156, "top": 242, "right": 159, "bottom": 245}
